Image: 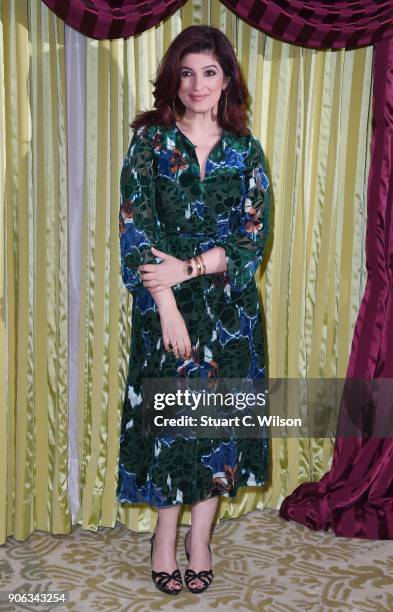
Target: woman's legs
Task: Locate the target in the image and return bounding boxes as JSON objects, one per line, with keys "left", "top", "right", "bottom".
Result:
{"left": 186, "top": 496, "right": 219, "bottom": 590}
{"left": 152, "top": 504, "right": 182, "bottom": 591}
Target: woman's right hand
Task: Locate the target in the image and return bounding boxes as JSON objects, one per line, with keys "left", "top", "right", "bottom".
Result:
{"left": 148, "top": 285, "right": 192, "bottom": 359}
{"left": 159, "top": 307, "right": 192, "bottom": 360}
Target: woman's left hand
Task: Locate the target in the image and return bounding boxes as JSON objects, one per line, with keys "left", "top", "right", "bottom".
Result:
{"left": 139, "top": 246, "right": 186, "bottom": 289}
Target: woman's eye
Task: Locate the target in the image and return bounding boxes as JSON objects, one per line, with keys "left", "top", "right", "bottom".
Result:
{"left": 180, "top": 70, "right": 217, "bottom": 77}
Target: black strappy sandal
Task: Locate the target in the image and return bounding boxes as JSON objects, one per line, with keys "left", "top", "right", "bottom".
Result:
{"left": 150, "top": 534, "right": 183, "bottom": 595}
{"left": 184, "top": 529, "right": 214, "bottom": 594}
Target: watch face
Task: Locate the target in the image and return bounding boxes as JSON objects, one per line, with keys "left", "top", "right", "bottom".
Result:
{"left": 187, "top": 265, "right": 193, "bottom": 275}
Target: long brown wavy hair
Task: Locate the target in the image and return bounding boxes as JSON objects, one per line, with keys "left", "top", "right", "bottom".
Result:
{"left": 131, "top": 25, "right": 251, "bottom": 136}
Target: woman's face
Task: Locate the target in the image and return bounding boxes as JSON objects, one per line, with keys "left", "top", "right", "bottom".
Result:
{"left": 177, "top": 51, "right": 230, "bottom": 118}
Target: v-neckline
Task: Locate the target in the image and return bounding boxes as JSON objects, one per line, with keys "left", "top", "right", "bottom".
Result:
{"left": 174, "top": 123, "right": 225, "bottom": 183}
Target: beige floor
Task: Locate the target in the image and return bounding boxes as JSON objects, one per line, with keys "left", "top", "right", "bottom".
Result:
{"left": 1, "top": 508, "right": 393, "bottom": 611}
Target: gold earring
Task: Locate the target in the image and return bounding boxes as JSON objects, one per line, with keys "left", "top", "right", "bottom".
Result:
{"left": 221, "top": 89, "right": 228, "bottom": 121}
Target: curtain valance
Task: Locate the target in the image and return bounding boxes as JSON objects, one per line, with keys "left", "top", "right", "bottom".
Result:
{"left": 41, "top": 0, "right": 187, "bottom": 39}
{"left": 42, "top": 0, "right": 393, "bottom": 48}
{"left": 220, "top": 1, "right": 393, "bottom": 49}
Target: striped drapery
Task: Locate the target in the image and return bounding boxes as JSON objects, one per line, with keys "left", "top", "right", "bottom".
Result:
{"left": 41, "top": 0, "right": 187, "bottom": 38}
{"left": 41, "top": 0, "right": 393, "bottom": 48}
{"left": 220, "top": 1, "right": 393, "bottom": 49}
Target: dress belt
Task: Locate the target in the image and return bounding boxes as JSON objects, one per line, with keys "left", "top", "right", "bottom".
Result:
{"left": 165, "top": 231, "right": 216, "bottom": 239}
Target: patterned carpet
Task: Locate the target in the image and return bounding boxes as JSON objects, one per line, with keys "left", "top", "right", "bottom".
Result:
{"left": 1, "top": 508, "right": 393, "bottom": 611}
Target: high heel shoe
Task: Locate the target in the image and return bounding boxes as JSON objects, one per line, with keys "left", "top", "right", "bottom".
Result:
{"left": 184, "top": 529, "right": 214, "bottom": 594}
{"left": 150, "top": 533, "right": 183, "bottom": 595}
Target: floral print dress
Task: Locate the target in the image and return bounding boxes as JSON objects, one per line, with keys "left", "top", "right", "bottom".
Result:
{"left": 116, "top": 123, "right": 271, "bottom": 507}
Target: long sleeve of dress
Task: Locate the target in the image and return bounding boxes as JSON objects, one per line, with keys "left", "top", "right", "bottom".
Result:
{"left": 119, "top": 126, "right": 170, "bottom": 293}
{"left": 215, "top": 136, "right": 271, "bottom": 292}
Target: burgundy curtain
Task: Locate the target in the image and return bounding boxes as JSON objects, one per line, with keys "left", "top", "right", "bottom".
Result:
{"left": 40, "top": 0, "right": 187, "bottom": 39}
{"left": 42, "top": 1, "right": 393, "bottom": 47}
{"left": 279, "top": 35, "right": 393, "bottom": 539}
{"left": 220, "top": 0, "right": 393, "bottom": 49}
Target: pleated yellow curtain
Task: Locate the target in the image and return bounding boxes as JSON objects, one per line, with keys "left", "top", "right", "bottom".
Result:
{"left": 1, "top": 0, "right": 373, "bottom": 544}
{"left": 1, "top": 0, "right": 70, "bottom": 543}
{"left": 74, "top": 0, "right": 373, "bottom": 533}
{"left": 0, "top": 0, "right": 6, "bottom": 546}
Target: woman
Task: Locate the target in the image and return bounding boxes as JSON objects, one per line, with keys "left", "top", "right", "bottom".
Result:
{"left": 117, "top": 25, "right": 271, "bottom": 595}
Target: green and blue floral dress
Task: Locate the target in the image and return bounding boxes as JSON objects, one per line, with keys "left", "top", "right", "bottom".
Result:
{"left": 116, "top": 123, "right": 271, "bottom": 507}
